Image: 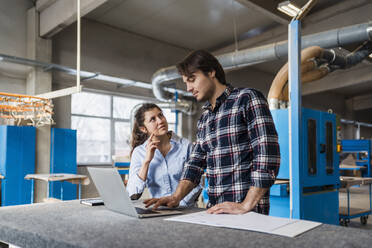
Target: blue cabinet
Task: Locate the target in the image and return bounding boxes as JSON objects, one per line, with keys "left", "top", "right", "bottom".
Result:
{"left": 0, "top": 126, "right": 35, "bottom": 206}
{"left": 50, "top": 128, "right": 77, "bottom": 200}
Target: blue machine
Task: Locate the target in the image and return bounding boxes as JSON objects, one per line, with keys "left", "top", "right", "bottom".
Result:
{"left": 340, "top": 139, "right": 371, "bottom": 177}
{"left": 0, "top": 126, "right": 35, "bottom": 206}
{"left": 50, "top": 128, "right": 77, "bottom": 200}
{"left": 270, "top": 108, "right": 340, "bottom": 225}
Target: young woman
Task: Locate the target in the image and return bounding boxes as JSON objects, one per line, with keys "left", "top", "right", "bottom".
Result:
{"left": 126, "top": 103, "right": 201, "bottom": 207}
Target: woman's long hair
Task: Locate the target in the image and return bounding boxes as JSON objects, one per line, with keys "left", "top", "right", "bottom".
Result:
{"left": 130, "top": 103, "right": 162, "bottom": 157}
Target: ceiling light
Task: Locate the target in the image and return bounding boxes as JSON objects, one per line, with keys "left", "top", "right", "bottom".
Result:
{"left": 277, "top": 1, "right": 301, "bottom": 17}
{"left": 369, "top": 54, "right": 372, "bottom": 58}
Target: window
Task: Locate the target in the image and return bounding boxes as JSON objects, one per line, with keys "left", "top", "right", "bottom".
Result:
{"left": 71, "top": 116, "right": 111, "bottom": 163}
{"left": 114, "top": 121, "right": 131, "bottom": 159}
{"left": 71, "top": 91, "right": 179, "bottom": 164}
{"left": 72, "top": 92, "right": 111, "bottom": 117}
{"left": 113, "top": 96, "right": 143, "bottom": 119}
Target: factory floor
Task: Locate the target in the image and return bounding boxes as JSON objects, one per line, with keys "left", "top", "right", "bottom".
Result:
{"left": 339, "top": 185, "right": 372, "bottom": 229}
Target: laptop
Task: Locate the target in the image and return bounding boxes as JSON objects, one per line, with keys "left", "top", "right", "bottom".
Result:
{"left": 87, "top": 167, "right": 183, "bottom": 218}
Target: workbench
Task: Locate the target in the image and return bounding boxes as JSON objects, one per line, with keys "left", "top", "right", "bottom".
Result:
{"left": 0, "top": 201, "right": 371, "bottom": 248}
{"left": 339, "top": 176, "right": 372, "bottom": 226}
{"left": 24, "top": 174, "right": 89, "bottom": 202}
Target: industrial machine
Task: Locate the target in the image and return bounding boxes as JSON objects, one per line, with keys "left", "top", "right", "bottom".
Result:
{"left": 266, "top": 28, "right": 372, "bottom": 224}
{"left": 269, "top": 108, "right": 340, "bottom": 225}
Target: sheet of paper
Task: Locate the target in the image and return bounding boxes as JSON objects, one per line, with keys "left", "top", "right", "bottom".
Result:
{"left": 165, "top": 211, "right": 321, "bottom": 238}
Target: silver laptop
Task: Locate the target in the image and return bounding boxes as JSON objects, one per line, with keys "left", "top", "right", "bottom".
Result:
{"left": 87, "top": 167, "right": 182, "bottom": 218}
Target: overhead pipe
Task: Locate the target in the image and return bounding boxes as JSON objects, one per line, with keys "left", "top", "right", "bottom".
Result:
{"left": 270, "top": 47, "right": 330, "bottom": 106}
{"left": 0, "top": 53, "right": 191, "bottom": 98}
{"left": 341, "top": 119, "right": 372, "bottom": 129}
{"left": 152, "top": 22, "right": 372, "bottom": 102}
{"left": 268, "top": 41, "right": 372, "bottom": 109}
{"left": 279, "top": 66, "right": 329, "bottom": 105}
{"left": 151, "top": 66, "right": 183, "bottom": 102}
{"left": 268, "top": 46, "right": 324, "bottom": 108}
{"left": 321, "top": 41, "right": 372, "bottom": 70}
{"left": 156, "top": 101, "right": 197, "bottom": 116}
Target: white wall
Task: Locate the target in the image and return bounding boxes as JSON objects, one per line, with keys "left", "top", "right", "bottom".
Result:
{"left": 0, "top": 73, "right": 27, "bottom": 94}
{"left": 0, "top": 0, "right": 32, "bottom": 57}
{"left": 52, "top": 19, "right": 191, "bottom": 94}
{"left": 226, "top": 67, "right": 275, "bottom": 95}
{"left": 302, "top": 92, "right": 345, "bottom": 116}
{"left": 51, "top": 18, "right": 192, "bottom": 128}
{"left": 0, "top": 0, "right": 33, "bottom": 94}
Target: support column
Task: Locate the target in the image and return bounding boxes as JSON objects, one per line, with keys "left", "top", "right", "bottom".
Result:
{"left": 288, "top": 20, "right": 303, "bottom": 220}
{"left": 26, "top": 7, "right": 52, "bottom": 203}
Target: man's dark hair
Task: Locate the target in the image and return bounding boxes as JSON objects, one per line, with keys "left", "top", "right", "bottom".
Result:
{"left": 176, "top": 50, "right": 226, "bottom": 85}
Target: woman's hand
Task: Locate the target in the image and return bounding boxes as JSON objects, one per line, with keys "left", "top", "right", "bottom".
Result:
{"left": 137, "top": 133, "right": 160, "bottom": 181}
{"left": 144, "top": 195, "right": 180, "bottom": 210}
{"left": 144, "top": 133, "right": 160, "bottom": 164}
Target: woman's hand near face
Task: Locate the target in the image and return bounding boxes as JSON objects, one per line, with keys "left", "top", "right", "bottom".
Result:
{"left": 144, "top": 133, "right": 160, "bottom": 164}
{"left": 138, "top": 133, "right": 159, "bottom": 181}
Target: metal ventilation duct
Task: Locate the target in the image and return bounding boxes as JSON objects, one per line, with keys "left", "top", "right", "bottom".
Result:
{"left": 152, "top": 22, "right": 372, "bottom": 102}
{"left": 0, "top": 54, "right": 190, "bottom": 98}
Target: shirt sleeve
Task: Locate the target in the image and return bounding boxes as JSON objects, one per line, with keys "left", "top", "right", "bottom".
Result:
{"left": 244, "top": 90, "right": 281, "bottom": 189}
{"left": 181, "top": 129, "right": 207, "bottom": 186}
{"left": 180, "top": 184, "right": 203, "bottom": 207}
{"left": 179, "top": 141, "right": 203, "bottom": 206}
{"left": 126, "top": 148, "right": 146, "bottom": 196}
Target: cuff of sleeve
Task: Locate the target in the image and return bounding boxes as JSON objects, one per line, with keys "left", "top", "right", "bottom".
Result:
{"left": 250, "top": 170, "right": 276, "bottom": 188}
{"left": 180, "top": 184, "right": 203, "bottom": 207}
{"left": 131, "top": 173, "right": 146, "bottom": 194}
{"left": 181, "top": 166, "right": 203, "bottom": 185}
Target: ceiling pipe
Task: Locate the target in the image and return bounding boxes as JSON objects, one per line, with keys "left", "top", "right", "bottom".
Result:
{"left": 341, "top": 119, "right": 372, "bottom": 129}
{"left": 152, "top": 21, "right": 372, "bottom": 102}
{"left": 268, "top": 41, "right": 372, "bottom": 109}
{"left": 151, "top": 66, "right": 181, "bottom": 102}
{"left": 268, "top": 46, "right": 323, "bottom": 108}
{"left": 0, "top": 53, "right": 191, "bottom": 98}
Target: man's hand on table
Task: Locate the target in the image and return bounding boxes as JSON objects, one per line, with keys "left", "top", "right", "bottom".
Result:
{"left": 206, "top": 202, "right": 250, "bottom": 214}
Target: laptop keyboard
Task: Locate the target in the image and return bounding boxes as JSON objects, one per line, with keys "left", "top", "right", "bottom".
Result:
{"left": 135, "top": 207, "right": 159, "bottom": 214}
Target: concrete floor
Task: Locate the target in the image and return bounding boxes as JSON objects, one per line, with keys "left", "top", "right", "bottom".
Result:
{"left": 339, "top": 185, "right": 372, "bottom": 229}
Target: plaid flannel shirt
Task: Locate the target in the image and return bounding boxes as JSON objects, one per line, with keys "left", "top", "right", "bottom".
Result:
{"left": 181, "top": 85, "right": 280, "bottom": 214}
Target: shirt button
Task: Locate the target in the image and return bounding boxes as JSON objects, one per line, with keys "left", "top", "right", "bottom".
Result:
{"left": 211, "top": 127, "right": 215, "bottom": 131}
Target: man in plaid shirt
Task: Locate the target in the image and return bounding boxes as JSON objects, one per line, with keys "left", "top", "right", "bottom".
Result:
{"left": 145, "top": 50, "right": 280, "bottom": 215}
